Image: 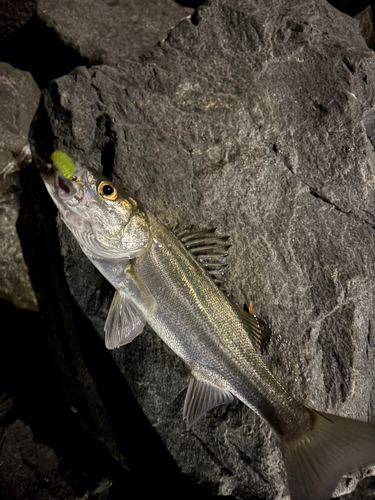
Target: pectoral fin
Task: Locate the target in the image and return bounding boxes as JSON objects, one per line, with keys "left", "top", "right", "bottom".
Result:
{"left": 104, "top": 290, "right": 146, "bottom": 349}
{"left": 183, "top": 376, "right": 233, "bottom": 428}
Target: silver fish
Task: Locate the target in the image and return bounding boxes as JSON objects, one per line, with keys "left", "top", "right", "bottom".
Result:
{"left": 41, "top": 157, "right": 375, "bottom": 500}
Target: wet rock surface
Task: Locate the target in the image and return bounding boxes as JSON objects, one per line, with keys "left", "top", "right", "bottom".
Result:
{"left": 0, "top": 62, "right": 39, "bottom": 310}
{"left": 23, "top": 0, "right": 375, "bottom": 499}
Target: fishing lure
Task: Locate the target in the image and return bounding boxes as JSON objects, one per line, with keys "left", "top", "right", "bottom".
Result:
{"left": 51, "top": 150, "right": 75, "bottom": 179}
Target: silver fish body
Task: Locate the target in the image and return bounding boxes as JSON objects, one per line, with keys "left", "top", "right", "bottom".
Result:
{"left": 116, "top": 212, "right": 309, "bottom": 435}
{"left": 41, "top": 159, "right": 375, "bottom": 500}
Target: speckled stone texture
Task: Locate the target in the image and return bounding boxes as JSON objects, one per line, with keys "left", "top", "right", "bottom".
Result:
{"left": 27, "top": 0, "right": 375, "bottom": 498}
{"left": 0, "top": 62, "right": 39, "bottom": 310}
{"left": 37, "top": 0, "right": 193, "bottom": 66}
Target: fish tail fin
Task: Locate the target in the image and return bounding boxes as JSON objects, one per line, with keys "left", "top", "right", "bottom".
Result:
{"left": 281, "top": 408, "right": 375, "bottom": 500}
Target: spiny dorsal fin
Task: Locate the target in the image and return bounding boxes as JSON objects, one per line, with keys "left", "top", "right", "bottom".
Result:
{"left": 183, "top": 376, "right": 234, "bottom": 428}
{"left": 177, "top": 227, "right": 271, "bottom": 351}
{"left": 233, "top": 302, "right": 271, "bottom": 354}
{"left": 177, "top": 226, "right": 230, "bottom": 287}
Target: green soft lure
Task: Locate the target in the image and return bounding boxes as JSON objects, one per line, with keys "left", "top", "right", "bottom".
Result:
{"left": 51, "top": 150, "right": 75, "bottom": 178}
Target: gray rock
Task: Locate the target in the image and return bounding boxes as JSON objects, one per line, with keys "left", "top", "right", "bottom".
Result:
{"left": 37, "top": 0, "right": 193, "bottom": 66}
{"left": 0, "top": 62, "right": 39, "bottom": 311}
{"left": 27, "top": 0, "right": 375, "bottom": 498}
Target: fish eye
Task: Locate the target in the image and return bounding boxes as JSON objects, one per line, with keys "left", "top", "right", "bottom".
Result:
{"left": 98, "top": 180, "right": 118, "bottom": 200}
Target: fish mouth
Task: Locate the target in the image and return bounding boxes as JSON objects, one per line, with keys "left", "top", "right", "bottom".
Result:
{"left": 40, "top": 160, "right": 91, "bottom": 205}
{"left": 40, "top": 161, "right": 149, "bottom": 260}
{"left": 39, "top": 163, "right": 73, "bottom": 196}
{"left": 55, "top": 174, "right": 78, "bottom": 201}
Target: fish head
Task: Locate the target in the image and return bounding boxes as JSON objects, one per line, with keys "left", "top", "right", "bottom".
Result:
{"left": 41, "top": 156, "right": 150, "bottom": 260}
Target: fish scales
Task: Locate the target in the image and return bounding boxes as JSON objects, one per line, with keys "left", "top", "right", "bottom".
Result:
{"left": 41, "top": 154, "right": 375, "bottom": 500}
{"left": 130, "top": 212, "right": 308, "bottom": 435}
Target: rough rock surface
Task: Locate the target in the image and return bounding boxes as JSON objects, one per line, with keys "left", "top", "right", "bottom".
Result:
{"left": 26, "top": 0, "right": 375, "bottom": 498}
{"left": 0, "top": 62, "right": 39, "bottom": 310}
{"left": 37, "top": 0, "right": 193, "bottom": 66}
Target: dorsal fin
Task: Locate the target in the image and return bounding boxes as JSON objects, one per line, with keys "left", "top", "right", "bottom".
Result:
{"left": 177, "top": 226, "right": 271, "bottom": 351}
{"left": 177, "top": 226, "right": 230, "bottom": 287}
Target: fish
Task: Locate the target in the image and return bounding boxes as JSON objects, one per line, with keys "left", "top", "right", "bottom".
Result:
{"left": 41, "top": 151, "right": 375, "bottom": 500}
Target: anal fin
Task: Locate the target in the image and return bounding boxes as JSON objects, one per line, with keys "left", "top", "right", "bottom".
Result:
{"left": 183, "top": 376, "right": 233, "bottom": 428}
{"left": 104, "top": 290, "right": 146, "bottom": 349}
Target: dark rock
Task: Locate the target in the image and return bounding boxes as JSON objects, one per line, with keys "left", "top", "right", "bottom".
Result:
{"left": 37, "top": 0, "right": 194, "bottom": 66}
{"left": 26, "top": 0, "right": 375, "bottom": 498}
{"left": 0, "top": 299, "right": 122, "bottom": 499}
{"left": 0, "top": 62, "right": 39, "bottom": 310}
{"left": 0, "top": 13, "right": 91, "bottom": 91}
{"left": 355, "top": 6, "right": 375, "bottom": 50}
{"left": 177, "top": 1, "right": 206, "bottom": 8}
{"left": 0, "top": 419, "right": 112, "bottom": 500}
{"left": 327, "top": 0, "right": 370, "bottom": 18}
{"left": 341, "top": 476, "right": 375, "bottom": 499}
{"left": 0, "top": 393, "right": 16, "bottom": 419}
{"left": 0, "top": 0, "right": 37, "bottom": 41}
